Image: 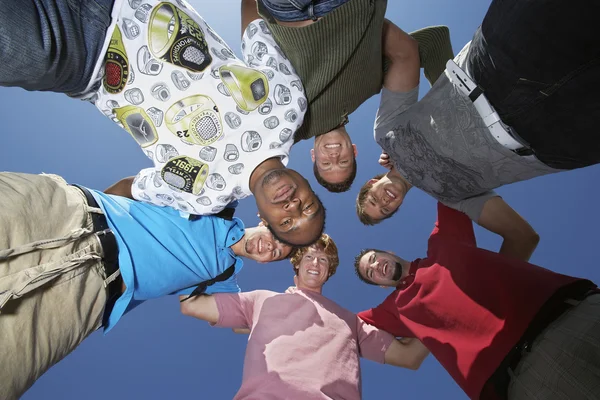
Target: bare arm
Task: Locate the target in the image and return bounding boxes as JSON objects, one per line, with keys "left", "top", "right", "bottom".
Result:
{"left": 179, "top": 295, "right": 220, "bottom": 324}
{"left": 104, "top": 176, "right": 135, "bottom": 199}
{"left": 382, "top": 19, "right": 421, "bottom": 92}
{"left": 384, "top": 337, "right": 430, "bottom": 370}
{"left": 477, "top": 197, "right": 540, "bottom": 262}
{"left": 241, "top": 0, "right": 260, "bottom": 37}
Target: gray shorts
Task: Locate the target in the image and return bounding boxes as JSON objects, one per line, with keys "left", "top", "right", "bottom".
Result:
{"left": 508, "top": 294, "right": 600, "bottom": 400}
{"left": 0, "top": 173, "right": 109, "bottom": 400}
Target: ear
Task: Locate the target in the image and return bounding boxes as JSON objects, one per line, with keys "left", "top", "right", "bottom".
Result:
{"left": 310, "top": 148, "right": 315, "bottom": 162}
{"left": 259, "top": 215, "right": 269, "bottom": 227}
{"left": 293, "top": 275, "right": 298, "bottom": 286}
{"left": 352, "top": 144, "right": 358, "bottom": 157}
{"left": 368, "top": 177, "right": 380, "bottom": 185}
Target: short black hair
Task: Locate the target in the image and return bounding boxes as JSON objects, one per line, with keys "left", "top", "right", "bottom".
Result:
{"left": 266, "top": 193, "right": 327, "bottom": 247}
{"left": 353, "top": 248, "right": 379, "bottom": 286}
{"left": 313, "top": 156, "right": 357, "bottom": 193}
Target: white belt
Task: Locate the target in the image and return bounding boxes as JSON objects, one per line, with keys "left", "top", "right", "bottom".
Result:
{"left": 445, "top": 60, "right": 525, "bottom": 151}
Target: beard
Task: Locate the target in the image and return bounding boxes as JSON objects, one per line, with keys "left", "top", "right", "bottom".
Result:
{"left": 392, "top": 261, "right": 403, "bottom": 281}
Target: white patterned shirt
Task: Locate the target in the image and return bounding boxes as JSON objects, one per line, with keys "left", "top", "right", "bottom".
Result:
{"left": 88, "top": 0, "right": 306, "bottom": 215}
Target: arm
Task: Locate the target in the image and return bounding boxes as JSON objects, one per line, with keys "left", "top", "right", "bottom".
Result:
{"left": 241, "top": 0, "right": 260, "bottom": 37}
{"left": 179, "top": 295, "right": 220, "bottom": 324}
{"left": 430, "top": 202, "right": 477, "bottom": 247}
{"left": 477, "top": 197, "right": 539, "bottom": 261}
{"left": 384, "top": 338, "right": 430, "bottom": 370}
{"left": 104, "top": 176, "right": 135, "bottom": 199}
{"left": 382, "top": 19, "right": 421, "bottom": 92}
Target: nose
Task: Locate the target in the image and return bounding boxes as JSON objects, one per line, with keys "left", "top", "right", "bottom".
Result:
{"left": 284, "top": 197, "right": 300, "bottom": 212}
{"left": 370, "top": 260, "right": 380, "bottom": 272}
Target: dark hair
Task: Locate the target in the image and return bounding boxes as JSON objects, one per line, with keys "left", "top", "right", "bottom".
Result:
{"left": 353, "top": 248, "right": 379, "bottom": 285}
{"left": 355, "top": 174, "right": 399, "bottom": 226}
{"left": 266, "top": 193, "right": 327, "bottom": 247}
{"left": 313, "top": 156, "right": 357, "bottom": 193}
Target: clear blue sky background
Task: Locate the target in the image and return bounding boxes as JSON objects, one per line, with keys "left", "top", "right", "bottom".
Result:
{"left": 2, "top": 0, "right": 599, "bottom": 399}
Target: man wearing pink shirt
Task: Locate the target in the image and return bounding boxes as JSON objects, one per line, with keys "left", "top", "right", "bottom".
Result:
{"left": 180, "top": 233, "right": 429, "bottom": 399}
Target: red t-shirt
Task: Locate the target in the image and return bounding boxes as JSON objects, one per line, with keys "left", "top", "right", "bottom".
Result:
{"left": 358, "top": 203, "right": 584, "bottom": 399}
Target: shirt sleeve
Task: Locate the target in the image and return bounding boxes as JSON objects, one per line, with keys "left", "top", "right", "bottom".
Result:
{"left": 356, "top": 317, "right": 396, "bottom": 364}
{"left": 442, "top": 190, "right": 499, "bottom": 223}
{"left": 241, "top": 19, "right": 297, "bottom": 79}
{"left": 357, "top": 298, "right": 412, "bottom": 338}
{"left": 428, "top": 202, "right": 477, "bottom": 247}
{"left": 213, "top": 291, "right": 264, "bottom": 329}
{"left": 374, "top": 86, "right": 419, "bottom": 136}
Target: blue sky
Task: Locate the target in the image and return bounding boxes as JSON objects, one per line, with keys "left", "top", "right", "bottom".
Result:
{"left": 2, "top": 0, "right": 599, "bottom": 399}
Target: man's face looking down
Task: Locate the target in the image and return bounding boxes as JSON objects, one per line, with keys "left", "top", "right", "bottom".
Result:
{"left": 362, "top": 176, "right": 405, "bottom": 221}
{"left": 241, "top": 225, "right": 293, "bottom": 263}
{"left": 311, "top": 127, "right": 357, "bottom": 188}
{"left": 254, "top": 168, "right": 325, "bottom": 246}
{"left": 357, "top": 250, "right": 404, "bottom": 286}
{"left": 295, "top": 246, "right": 331, "bottom": 291}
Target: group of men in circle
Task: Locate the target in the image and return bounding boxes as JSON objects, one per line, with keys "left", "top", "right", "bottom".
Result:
{"left": 1, "top": 0, "right": 599, "bottom": 399}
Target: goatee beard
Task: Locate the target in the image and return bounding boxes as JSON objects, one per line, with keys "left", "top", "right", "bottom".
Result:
{"left": 392, "top": 261, "right": 403, "bottom": 281}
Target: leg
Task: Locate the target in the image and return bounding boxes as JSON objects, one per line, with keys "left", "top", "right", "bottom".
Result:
{"left": 258, "top": 0, "right": 350, "bottom": 22}
{"left": 508, "top": 294, "right": 600, "bottom": 399}
{"left": 0, "top": 173, "right": 108, "bottom": 399}
{"left": 467, "top": 0, "right": 600, "bottom": 169}
{"left": 0, "top": 0, "right": 114, "bottom": 94}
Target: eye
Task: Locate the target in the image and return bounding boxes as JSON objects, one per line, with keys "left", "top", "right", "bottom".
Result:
{"left": 341, "top": 160, "right": 348, "bottom": 165}
{"left": 382, "top": 208, "right": 389, "bottom": 215}
{"left": 280, "top": 218, "right": 292, "bottom": 227}
{"left": 369, "top": 253, "right": 375, "bottom": 264}
{"left": 303, "top": 202, "right": 313, "bottom": 212}
{"left": 322, "top": 162, "right": 331, "bottom": 166}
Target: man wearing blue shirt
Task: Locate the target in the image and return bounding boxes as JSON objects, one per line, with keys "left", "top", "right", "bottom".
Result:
{"left": 0, "top": 172, "right": 292, "bottom": 400}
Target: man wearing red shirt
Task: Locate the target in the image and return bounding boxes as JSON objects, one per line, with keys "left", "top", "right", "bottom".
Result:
{"left": 355, "top": 203, "right": 600, "bottom": 399}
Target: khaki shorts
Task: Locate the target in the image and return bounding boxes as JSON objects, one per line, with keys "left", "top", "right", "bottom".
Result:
{"left": 0, "top": 173, "right": 109, "bottom": 400}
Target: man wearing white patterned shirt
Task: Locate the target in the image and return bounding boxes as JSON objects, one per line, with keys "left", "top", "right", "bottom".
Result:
{"left": 0, "top": 0, "right": 325, "bottom": 247}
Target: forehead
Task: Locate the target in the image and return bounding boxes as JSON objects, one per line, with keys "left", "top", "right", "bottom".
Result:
{"left": 359, "top": 250, "right": 375, "bottom": 266}
{"left": 303, "top": 246, "right": 327, "bottom": 258}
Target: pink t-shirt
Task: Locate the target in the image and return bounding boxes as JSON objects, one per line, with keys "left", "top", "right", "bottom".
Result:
{"left": 214, "top": 288, "right": 394, "bottom": 399}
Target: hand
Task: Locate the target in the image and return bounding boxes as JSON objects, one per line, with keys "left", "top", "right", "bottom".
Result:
{"left": 285, "top": 275, "right": 299, "bottom": 293}
{"left": 379, "top": 152, "right": 394, "bottom": 170}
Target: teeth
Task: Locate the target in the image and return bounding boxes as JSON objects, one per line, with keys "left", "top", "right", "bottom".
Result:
{"left": 258, "top": 238, "right": 262, "bottom": 253}
{"left": 307, "top": 270, "right": 319, "bottom": 275}
{"left": 324, "top": 144, "right": 340, "bottom": 148}
{"left": 386, "top": 190, "right": 396, "bottom": 199}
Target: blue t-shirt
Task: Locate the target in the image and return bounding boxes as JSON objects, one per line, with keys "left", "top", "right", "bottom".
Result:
{"left": 89, "top": 189, "right": 245, "bottom": 332}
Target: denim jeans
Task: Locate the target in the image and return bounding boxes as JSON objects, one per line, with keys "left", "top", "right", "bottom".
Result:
{"left": 0, "top": 0, "right": 114, "bottom": 94}
{"left": 467, "top": 0, "right": 600, "bottom": 170}
{"left": 258, "top": 0, "right": 350, "bottom": 21}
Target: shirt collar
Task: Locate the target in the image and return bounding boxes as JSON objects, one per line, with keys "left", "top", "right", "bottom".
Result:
{"left": 396, "top": 259, "right": 420, "bottom": 289}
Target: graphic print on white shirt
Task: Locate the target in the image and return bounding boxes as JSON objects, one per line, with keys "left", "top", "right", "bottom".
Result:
{"left": 93, "top": 0, "right": 306, "bottom": 215}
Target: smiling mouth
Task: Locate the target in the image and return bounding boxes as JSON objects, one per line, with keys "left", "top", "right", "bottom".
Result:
{"left": 307, "top": 269, "right": 320, "bottom": 275}
{"left": 324, "top": 143, "right": 341, "bottom": 149}
{"left": 273, "top": 184, "right": 294, "bottom": 203}
{"left": 385, "top": 189, "right": 396, "bottom": 200}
